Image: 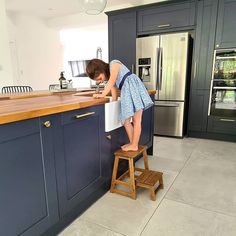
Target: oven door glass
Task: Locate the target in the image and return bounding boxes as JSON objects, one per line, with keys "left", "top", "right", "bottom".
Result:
{"left": 214, "top": 50, "right": 236, "bottom": 86}
{"left": 210, "top": 88, "right": 236, "bottom": 116}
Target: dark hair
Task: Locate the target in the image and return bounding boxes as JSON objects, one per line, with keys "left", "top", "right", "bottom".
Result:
{"left": 86, "top": 59, "right": 110, "bottom": 80}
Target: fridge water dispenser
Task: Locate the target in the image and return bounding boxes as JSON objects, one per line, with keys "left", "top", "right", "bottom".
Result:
{"left": 137, "top": 58, "right": 151, "bottom": 82}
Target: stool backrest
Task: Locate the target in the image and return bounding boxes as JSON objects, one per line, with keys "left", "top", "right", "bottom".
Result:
{"left": 1, "top": 86, "right": 33, "bottom": 94}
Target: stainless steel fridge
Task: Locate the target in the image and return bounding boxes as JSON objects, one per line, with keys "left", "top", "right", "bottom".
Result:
{"left": 136, "top": 32, "right": 189, "bottom": 137}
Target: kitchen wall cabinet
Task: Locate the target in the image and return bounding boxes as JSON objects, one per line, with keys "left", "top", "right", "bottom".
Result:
{"left": 53, "top": 105, "right": 110, "bottom": 218}
{"left": 137, "top": 1, "right": 196, "bottom": 35}
{"left": 0, "top": 117, "right": 59, "bottom": 236}
{"left": 191, "top": 0, "right": 218, "bottom": 90}
{"left": 188, "top": 0, "right": 218, "bottom": 134}
{"left": 107, "top": 11, "right": 136, "bottom": 72}
{"left": 215, "top": 0, "right": 236, "bottom": 49}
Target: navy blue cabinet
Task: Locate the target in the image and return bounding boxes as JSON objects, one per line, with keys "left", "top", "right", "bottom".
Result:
{"left": 107, "top": 11, "right": 136, "bottom": 72}
{"left": 0, "top": 117, "right": 58, "bottom": 236}
{"left": 140, "top": 97, "right": 154, "bottom": 152}
{"left": 188, "top": 0, "right": 218, "bottom": 134}
{"left": 188, "top": 89, "right": 210, "bottom": 132}
{"left": 137, "top": 1, "right": 196, "bottom": 35}
{"left": 0, "top": 102, "right": 154, "bottom": 235}
{"left": 53, "top": 105, "right": 109, "bottom": 217}
{"left": 215, "top": 0, "right": 236, "bottom": 49}
{"left": 207, "top": 116, "right": 236, "bottom": 136}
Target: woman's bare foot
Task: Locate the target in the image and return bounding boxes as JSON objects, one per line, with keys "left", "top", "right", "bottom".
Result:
{"left": 122, "top": 144, "right": 138, "bottom": 151}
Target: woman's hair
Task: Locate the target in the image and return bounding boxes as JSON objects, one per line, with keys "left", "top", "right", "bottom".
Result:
{"left": 86, "top": 59, "right": 110, "bottom": 80}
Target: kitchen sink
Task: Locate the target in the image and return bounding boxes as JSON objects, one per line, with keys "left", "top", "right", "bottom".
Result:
{"left": 105, "top": 97, "right": 122, "bottom": 132}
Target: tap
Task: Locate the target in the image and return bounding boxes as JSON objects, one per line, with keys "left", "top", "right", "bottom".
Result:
{"left": 95, "top": 81, "right": 100, "bottom": 93}
{"left": 96, "top": 47, "right": 102, "bottom": 59}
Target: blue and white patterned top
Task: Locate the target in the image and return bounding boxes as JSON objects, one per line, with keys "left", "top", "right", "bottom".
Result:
{"left": 109, "top": 60, "right": 153, "bottom": 124}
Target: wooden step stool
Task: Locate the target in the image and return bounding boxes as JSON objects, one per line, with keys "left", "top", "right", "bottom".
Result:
{"left": 110, "top": 145, "right": 149, "bottom": 200}
{"left": 136, "top": 170, "right": 164, "bottom": 201}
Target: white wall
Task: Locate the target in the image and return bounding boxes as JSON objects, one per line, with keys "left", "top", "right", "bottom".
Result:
{"left": 7, "top": 13, "right": 63, "bottom": 90}
{"left": 60, "top": 23, "right": 108, "bottom": 88}
{"left": 0, "top": 0, "right": 14, "bottom": 89}
{"left": 4, "top": 7, "right": 112, "bottom": 90}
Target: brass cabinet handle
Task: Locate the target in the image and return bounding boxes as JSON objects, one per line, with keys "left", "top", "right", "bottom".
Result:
{"left": 158, "top": 24, "right": 171, "bottom": 28}
{"left": 75, "top": 111, "right": 95, "bottom": 119}
{"left": 43, "top": 120, "right": 51, "bottom": 128}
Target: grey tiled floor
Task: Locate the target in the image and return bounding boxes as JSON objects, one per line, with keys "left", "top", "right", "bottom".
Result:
{"left": 59, "top": 137, "right": 236, "bottom": 236}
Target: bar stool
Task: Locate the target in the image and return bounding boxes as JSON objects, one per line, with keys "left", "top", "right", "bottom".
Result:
{"left": 110, "top": 145, "right": 149, "bottom": 200}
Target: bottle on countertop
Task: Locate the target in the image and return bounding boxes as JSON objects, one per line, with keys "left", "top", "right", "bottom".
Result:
{"left": 59, "top": 71, "right": 68, "bottom": 89}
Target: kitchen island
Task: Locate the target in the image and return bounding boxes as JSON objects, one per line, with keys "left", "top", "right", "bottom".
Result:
{"left": 0, "top": 90, "right": 155, "bottom": 236}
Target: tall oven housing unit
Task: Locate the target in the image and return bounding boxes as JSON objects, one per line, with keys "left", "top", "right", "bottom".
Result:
{"left": 208, "top": 49, "right": 236, "bottom": 118}
{"left": 136, "top": 32, "right": 190, "bottom": 137}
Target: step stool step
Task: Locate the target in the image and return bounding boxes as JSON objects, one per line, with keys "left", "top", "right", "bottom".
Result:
{"left": 136, "top": 170, "right": 164, "bottom": 201}
{"left": 114, "top": 145, "right": 147, "bottom": 159}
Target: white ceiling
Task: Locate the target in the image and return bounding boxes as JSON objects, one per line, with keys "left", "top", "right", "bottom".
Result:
{"left": 5, "top": 0, "right": 167, "bottom": 19}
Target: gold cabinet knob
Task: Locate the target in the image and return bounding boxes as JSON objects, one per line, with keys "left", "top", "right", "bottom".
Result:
{"left": 43, "top": 120, "right": 51, "bottom": 128}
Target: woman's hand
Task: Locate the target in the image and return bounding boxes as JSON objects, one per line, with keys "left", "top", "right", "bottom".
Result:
{"left": 93, "top": 93, "right": 104, "bottom": 99}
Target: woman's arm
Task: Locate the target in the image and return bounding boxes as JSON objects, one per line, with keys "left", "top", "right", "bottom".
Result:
{"left": 111, "top": 86, "right": 118, "bottom": 101}
{"left": 102, "top": 63, "right": 120, "bottom": 96}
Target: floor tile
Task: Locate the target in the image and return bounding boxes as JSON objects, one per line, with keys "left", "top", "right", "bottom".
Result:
{"left": 190, "top": 138, "right": 236, "bottom": 163}
{"left": 80, "top": 170, "right": 178, "bottom": 236}
{"left": 58, "top": 137, "right": 236, "bottom": 236}
{"left": 141, "top": 199, "right": 236, "bottom": 236}
{"left": 166, "top": 149, "right": 236, "bottom": 217}
{"left": 59, "top": 218, "right": 123, "bottom": 236}
{"left": 152, "top": 137, "right": 198, "bottom": 162}
{"left": 139, "top": 155, "right": 186, "bottom": 173}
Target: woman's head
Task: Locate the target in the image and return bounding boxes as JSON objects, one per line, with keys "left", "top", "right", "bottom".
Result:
{"left": 86, "top": 59, "right": 110, "bottom": 83}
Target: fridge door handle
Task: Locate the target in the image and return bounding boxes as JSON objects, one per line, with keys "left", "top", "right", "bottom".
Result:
{"left": 159, "top": 47, "right": 163, "bottom": 90}
{"left": 156, "top": 47, "right": 160, "bottom": 91}
{"left": 154, "top": 102, "right": 180, "bottom": 107}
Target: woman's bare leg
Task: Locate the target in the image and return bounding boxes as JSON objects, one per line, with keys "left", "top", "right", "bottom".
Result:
{"left": 123, "top": 109, "right": 143, "bottom": 151}
{"left": 121, "top": 117, "right": 133, "bottom": 149}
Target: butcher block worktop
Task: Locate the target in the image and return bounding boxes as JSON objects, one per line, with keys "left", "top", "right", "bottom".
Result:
{"left": 0, "top": 93, "right": 108, "bottom": 124}
{"left": 0, "top": 90, "right": 156, "bottom": 125}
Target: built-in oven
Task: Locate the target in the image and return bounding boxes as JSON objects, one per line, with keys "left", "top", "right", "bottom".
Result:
{"left": 209, "top": 49, "right": 236, "bottom": 118}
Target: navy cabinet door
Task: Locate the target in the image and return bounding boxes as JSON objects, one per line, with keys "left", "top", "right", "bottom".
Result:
{"left": 216, "top": 0, "right": 236, "bottom": 49}
{"left": 191, "top": 0, "right": 218, "bottom": 90}
{"left": 0, "top": 117, "right": 58, "bottom": 236}
{"left": 137, "top": 1, "right": 196, "bottom": 35}
{"left": 108, "top": 11, "right": 136, "bottom": 72}
{"left": 188, "top": 0, "right": 218, "bottom": 134}
{"left": 54, "top": 106, "right": 108, "bottom": 217}
{"left": 188, "top": 89, "right": 210, "bottom": 133}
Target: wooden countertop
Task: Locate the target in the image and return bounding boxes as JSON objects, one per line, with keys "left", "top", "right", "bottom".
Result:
{"left": 0, "top": 94, "right": 108, "bottom": 124}
{"left": 0, "top": 90, "right": 156, "bottom": 125}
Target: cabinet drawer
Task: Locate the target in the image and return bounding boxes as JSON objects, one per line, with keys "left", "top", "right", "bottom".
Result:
{"left": 207, "top": 116, "right": 236, "bottom": 135}
{"left": 137, "top": 1, "right": 196, "bottom": 34}
{"left": 61, "top": 106, "right": 101, "bottom": 125}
